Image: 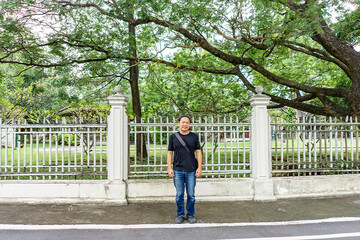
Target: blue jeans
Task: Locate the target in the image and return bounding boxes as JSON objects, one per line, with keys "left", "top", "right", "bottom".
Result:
{"left": 173, "top": 170, "right": 196, "bottom": 217}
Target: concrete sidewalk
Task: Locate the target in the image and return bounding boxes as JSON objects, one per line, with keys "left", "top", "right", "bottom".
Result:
{"left": 1, "top": 195, "right": 360, "bottom": 225}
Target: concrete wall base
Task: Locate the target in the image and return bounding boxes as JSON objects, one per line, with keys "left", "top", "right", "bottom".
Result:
{"left": 127, "top": 178, "right": 254, "bottom": 203}
{"left": 1, "top": 175, "right": 360, "bottom": 204}
{"left": 273, "top": 174, "right": 360, "bottom": 199}
{"left": 0, "top": 180, "right": 127, "bottom": 205}
{"left": 253, "top": 178, "right": 276, "bottom": 201}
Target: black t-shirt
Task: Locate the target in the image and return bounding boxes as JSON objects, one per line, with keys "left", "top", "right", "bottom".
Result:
{"left": 168, "top": 132, "right": 201, "bottom": 171}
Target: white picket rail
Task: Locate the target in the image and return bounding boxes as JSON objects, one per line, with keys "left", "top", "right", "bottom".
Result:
{"left": 271, "top": 116, "right": 360, "bottom": 176}
{"left": 0, "top": 119, "right": 107, "bottom": 180}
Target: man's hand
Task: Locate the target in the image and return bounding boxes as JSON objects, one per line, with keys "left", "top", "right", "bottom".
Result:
{"left": 167, "top": 151, "right": 174, "bottom": 178}
{"left": 196, "top": 168, "right": 202, "bottom": 178}
{"left": 195, "top": 149, "right": 202, "bottom": 178}
{"left": 168, "top": 168, "right": 174, "bottom": 178}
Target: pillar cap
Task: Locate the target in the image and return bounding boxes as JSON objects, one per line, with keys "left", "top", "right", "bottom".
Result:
{"left": 255, "top": 86, "right": 263, "bottom": 94}
{"left": 249, "top": 86, "right": 271, "bottom": 106}
{"left": 114, "top": 86, "right": 123, "bottom": 95}
{"left": 108, "top": 85, "right": 129, "bottom": 104}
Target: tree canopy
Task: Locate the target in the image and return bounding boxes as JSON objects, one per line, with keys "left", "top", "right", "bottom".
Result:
{"left": 0, "top": 0, "right": 359, "bottom": 118}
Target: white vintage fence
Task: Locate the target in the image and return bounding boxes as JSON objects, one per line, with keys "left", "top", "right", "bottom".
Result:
{"left": 271, "top": 116, "right": 360, "bottom": 176}
{"left": 1, "top": 86, "right": 360, "bottom": 204}
{"left": 0, "top": 118, "right": 107, "bottom": 180}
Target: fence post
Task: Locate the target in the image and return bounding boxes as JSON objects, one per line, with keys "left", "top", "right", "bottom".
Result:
{"left": 249, "top": 86, "right": 276, "bottom": 201}
{"left": 107, "top": 86, "right": 129, "bottom": 183}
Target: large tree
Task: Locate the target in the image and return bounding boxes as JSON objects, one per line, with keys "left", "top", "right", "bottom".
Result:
{"left": 140, "top": 0, "right": 360, "bottom": 118}
{"left": 0, "top": 0, "right": 159, "bottom": 118}
{"left": 0, "top": 0, "right": 158, "bottom": 156}
{"left": 1, "top": 0, "right": 360, "bottom": 119}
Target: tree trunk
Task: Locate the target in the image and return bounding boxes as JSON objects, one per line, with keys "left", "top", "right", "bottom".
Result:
{"left": 128, "top": 21, "right": 148, "bottom": 160}
{"left": 350, "top": 74, "right": 360, "bottom": 120}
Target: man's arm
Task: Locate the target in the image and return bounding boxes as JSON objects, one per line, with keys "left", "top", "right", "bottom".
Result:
{"left": 167, "top": 151, "right": 174, "bottom": 178}
{"left": 195, "top": 149, "right": 202, "bottom": 178}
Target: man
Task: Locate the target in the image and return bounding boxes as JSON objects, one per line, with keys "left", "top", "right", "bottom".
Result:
{"left": 167, "top": 115, "right": 202, "bottom": 224}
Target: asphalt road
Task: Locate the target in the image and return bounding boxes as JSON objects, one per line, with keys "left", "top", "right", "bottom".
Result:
{"left": 1, "top": 218, "right": 360, "bottom": 240}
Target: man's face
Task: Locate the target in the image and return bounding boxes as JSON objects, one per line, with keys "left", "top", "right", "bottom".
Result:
{"left": 178, "top": 117, "right": 190, "bottom": 132}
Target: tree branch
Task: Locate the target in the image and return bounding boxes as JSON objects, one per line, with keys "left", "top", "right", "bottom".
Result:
{"left": 280, "top": 0, "right": 360, "bottom": 72}
{"left": 281, "top": 40, "right": 351, "bottom": 76}
{"left": 234, "top": 67, "right": 351, "bottom": 117}
{"left": 138, "top": 57, "right": 237, "bottom": 75}
{"left": 0, "top": 56, "right": 110, "bottom": 68}
{"left": 137, "top": 17, "right": 350, "bottom": 98}
{"left": 213, "top": 25, "right": 268, "bottom": 50}
{"left": 56, "top": 1, "right": 111, "bottom": 16}
{"left": 316, "top": 94, "right": 352, "bottom": 117}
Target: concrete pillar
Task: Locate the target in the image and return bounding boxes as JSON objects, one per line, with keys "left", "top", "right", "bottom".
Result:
{"left": 249, "top": 86, "right": 276, "bottom": 201}
{"left": 107, "top": 86, "right": 129, "bottom": 182}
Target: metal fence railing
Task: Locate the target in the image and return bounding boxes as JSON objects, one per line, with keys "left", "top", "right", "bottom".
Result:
{"left": 129, "top": 116, "right": 251, "bottom": 179}
{"left": 3, "top": 114, "right": 359, "bottom": 180}
{"left": 0, "top": 118, "right": 107, "bottom": 180}
{"left": 271, "top": 116, "right": 360, "bottom": 177}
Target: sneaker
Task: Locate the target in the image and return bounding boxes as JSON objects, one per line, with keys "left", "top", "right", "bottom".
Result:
{"left": 175, "top": 216, "right": 184, "bottom": 224}
{"left": 187, "top": 216, "right": 197, "bottom": 224}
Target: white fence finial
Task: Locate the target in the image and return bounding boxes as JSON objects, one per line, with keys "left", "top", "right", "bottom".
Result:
{"left": 114, "top": 85, "right": 122, "bottom": 95}
{"left": 255, "top": 86, "right": 263, "bottom": 94}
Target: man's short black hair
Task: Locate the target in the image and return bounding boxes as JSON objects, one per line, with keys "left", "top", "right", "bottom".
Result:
{"left": 178, "top": 115, "right": 191, "bottom": 123}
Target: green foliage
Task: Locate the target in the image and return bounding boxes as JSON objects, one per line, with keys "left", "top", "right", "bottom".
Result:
{"left": 1, "top": 0, "right": 359, "bottom": 119}
{"left": 251, "top": 39, "right": 350, "bottom": 108}
{"left": 63, "top": 101, "right": 110, "bottom": 124}
{"left": 0, "top": 65, "right": 34, "bottom": 121}
{"left": 51, "top": 133, "right": 77, "bottom": 146}
{"left": 334, "top": 3, "right": 360, "bottom": 45}
{"left": 0, "top": 61, "right": 116, "bottom": 124}
{"left": 143, "top": 50, "right": 252, "bottom": 119}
